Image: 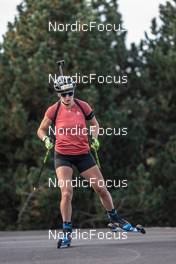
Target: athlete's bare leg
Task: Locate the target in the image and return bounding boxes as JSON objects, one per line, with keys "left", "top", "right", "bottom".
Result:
{"left": 56, "top": 166, "right": 73, "bottom": 222}
{"left": 81, "top": 165, "right": 114, "bottom": 211}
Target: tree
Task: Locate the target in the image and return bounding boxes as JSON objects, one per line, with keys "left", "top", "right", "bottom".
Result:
{"left": 121, "top": 0, "right": 176, "bottom": 226}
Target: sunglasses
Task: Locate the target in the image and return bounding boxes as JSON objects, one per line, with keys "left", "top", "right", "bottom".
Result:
{"left": 60, "top": 91, "right": 74, "bottom": 97}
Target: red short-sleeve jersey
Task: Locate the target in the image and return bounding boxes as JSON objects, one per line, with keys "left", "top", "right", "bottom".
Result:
{"left": 44, "top": 99, "right": 94, "bottom": 155}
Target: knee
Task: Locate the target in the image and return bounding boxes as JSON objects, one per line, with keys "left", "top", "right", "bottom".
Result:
{"left": 61, "top": 189, "right": 73, "bottom": 202}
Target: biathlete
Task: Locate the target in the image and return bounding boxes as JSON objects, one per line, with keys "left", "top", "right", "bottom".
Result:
{"left": 37, "top": 75, "right": 144, "bottom": 248}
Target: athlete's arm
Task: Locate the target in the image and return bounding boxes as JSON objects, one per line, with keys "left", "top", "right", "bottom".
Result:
{"left": 89, "top": 116, "right": 99, "bottom": 139}
{"left": 37, "top": 116, "right": 52, "bottom": 141}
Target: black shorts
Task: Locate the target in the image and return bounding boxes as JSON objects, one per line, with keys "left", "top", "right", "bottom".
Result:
{"left": 54, "top": 151, "right": 97, "bottom": 173}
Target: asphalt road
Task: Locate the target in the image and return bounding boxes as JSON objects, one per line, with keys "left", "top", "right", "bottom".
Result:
{"left": 0, "top": 228, "right": 175, "bottom": 264}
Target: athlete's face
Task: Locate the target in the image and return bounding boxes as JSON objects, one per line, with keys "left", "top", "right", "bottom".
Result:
{"left": 59, "top": 91, "right": 74, "bottom": 105}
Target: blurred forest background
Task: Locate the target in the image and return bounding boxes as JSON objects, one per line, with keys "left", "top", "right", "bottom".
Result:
{"left": 0, "top": 0, "right": 176, "bottom": 230}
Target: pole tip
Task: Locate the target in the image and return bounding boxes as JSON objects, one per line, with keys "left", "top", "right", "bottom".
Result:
{"left": 56, "top": 60, "right": 65, "bottom": 66}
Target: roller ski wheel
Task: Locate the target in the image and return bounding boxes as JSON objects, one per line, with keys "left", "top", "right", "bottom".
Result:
{"left": 136, "top": 224, "right": 146, "bottom": 234}
{"left": 57, "top": 239, "right": 63, "bottom": 248}
{"left": 108, "top": 222, "right": 146, "bottom": 234}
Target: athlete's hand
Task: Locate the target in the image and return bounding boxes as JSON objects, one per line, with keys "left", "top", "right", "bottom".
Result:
{"left": 43, "top": 136, "right": 54, "bottom": 150}
{"left": 91, "top": 137, "right": 100, "bottom": 151}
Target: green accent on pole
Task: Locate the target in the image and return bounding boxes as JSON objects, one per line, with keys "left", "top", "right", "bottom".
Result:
{"left": 44, "top": 148, "right": 50, "bottom": 164}
{"left": 93, "top": 147, "right": 101, "bottom": 169}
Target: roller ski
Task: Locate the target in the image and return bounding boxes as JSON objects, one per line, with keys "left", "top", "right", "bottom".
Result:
{"left": 107, "top": 209, "right": 146, "bottom": 234}
{"left": 57, "top": 222, "right": 72, "bottom": 248}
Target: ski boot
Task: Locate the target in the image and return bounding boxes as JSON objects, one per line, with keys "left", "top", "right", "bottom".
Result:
{"left": 107, "top": 209, "right": 146, "bottom": 234}
{"left": 57, "top": 222, "right": 72, "bottom": 248}
{"left": 107, "top": 209, "right": 133, "bottom": 232}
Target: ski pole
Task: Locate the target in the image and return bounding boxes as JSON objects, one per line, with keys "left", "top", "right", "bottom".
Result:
{"left": 92, "top": 147, "right": 101, "bottom": 169}
{"left": 33, "top": 148, "right": 50, "bottom": 190}
{"left": 17, "top": 148, "right": 50, "bottom": 224}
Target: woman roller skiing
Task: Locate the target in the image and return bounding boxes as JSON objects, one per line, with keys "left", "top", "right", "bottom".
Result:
{"left": 37, "top": 65, "right": 145, "bottom": 248}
